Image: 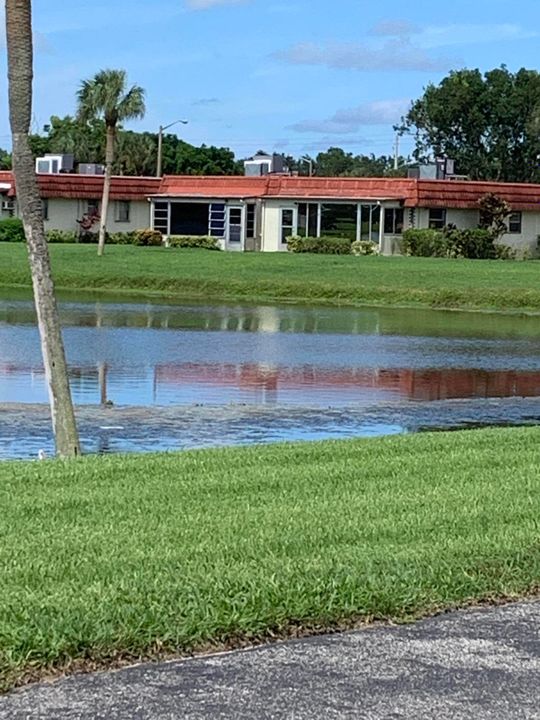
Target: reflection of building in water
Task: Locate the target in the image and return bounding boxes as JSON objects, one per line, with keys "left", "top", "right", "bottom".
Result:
{"left": 155, "top": 364, "right": 540, "bottom": 402}
{"left": 4, "top": 362, "right": 540, "bottom": 405}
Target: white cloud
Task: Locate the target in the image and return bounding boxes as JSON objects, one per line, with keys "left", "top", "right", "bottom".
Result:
{"left": 371, "top": 18, "right": 537, "bottom": 48}
{"left": 290, "top": 99, "right": 409, "bottom": 135}
{"left": 371, "top": 20, "right": 420, "bottom": 37}
{"left": 274, "top": 20, "right": 536, "bottom": 74}
{"left": 275, "top": 38, "right": 456, "bottom": 72}
{"left": 192, "top": 97, "right": 221, "bottom": 106}
{"left": 185, "top": 0, "right": 249, "bottom": 9}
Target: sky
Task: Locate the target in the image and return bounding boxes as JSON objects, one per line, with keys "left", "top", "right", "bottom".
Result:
{"left": 0, "top": 0, "right": 539, "bottom": 160}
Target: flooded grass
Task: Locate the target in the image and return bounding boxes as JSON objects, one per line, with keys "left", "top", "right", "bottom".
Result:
{"left": 1, "top": 426, "right": 539, "bottom": 691}
{"left": 2, "top": 243, "right": 540, "bottom": 312}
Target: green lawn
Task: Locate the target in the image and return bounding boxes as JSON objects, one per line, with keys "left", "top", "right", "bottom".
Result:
{"left": 1, "top": 243, "right": 540, "bottom": 311}
{"left": 1, "top": 427, "right": 539, "bottom": 691}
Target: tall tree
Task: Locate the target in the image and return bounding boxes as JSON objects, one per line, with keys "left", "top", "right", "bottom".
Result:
{"left": 400, "top": 67, "right": 540, "bottom": 182}
{"left": 5, "top": 0, "right": 80, "bottom": 457}
{"left": 77, "top": 70, "right": 145, "bottom": 255}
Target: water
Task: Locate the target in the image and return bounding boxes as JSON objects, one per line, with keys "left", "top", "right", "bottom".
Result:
{"left": 1, "top": 289, "right": 539, "bottom": 458}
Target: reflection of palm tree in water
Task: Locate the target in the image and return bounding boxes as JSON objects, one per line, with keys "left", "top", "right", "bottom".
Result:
{"left": 98, "top": 363, "right": 108, "bottom": 405}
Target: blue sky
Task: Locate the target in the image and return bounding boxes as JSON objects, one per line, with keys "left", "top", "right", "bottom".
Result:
{"left": 1, "top": 0, "right": 539, "bottom": 160}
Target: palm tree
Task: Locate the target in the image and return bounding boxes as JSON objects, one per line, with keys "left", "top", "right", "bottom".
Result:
{"left": 5, "top": 0, "right": 80, "bottom": 456}
{"left": 77, "top": 70, "right": 146, "bottom": 256}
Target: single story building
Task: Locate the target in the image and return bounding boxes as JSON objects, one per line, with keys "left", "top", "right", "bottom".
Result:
{"left": 1, "top": 171, "right": 539, "bottom": 256}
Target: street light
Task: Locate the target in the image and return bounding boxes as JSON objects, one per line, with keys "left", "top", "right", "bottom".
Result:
{"left": 300, "top": 155, "right": 314, "bottom": 177}
{"left": 157, "top": 119, "right": 188, "bottom": 177}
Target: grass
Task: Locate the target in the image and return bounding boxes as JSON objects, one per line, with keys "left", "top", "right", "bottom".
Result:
{"left": 1, "top": 426, "right": 539, "bottom": 692}
{"left": 1, "top": 243, "right": 540, "bottom": 311}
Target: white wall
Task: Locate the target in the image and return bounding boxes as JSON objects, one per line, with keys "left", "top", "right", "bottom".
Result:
{"left": 500, "top": 213, "right": 540, "bottom": 257}
{"left": 43, "top": 198, "right": 151, "bottom": 234}
{"left": 414, "top": 207, "right": 540, "bottom": 256}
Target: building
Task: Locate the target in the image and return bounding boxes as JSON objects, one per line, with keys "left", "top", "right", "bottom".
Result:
{"left": 1, "top": 171, "right": 539, "bottom": 256}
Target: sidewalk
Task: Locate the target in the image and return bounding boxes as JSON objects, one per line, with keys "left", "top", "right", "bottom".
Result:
{"left": 1, "top": 600, "right": 539, "bottom": 719}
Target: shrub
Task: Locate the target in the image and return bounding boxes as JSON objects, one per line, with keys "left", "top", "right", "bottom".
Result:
{"left": 46, "top": 229, "right": 78, "bottom": 244}
{"left": 495, "top": 243, "right": 517, "bottom": 261}
{"left": 286, "top": 236, "right": 352, "bottom": 254}
{"left": 132, "top": 229, "right": 163, "bottom": 247}
{"left": 108, "top": 232, "right": 135, "bottom": 245}
{"left": 351, "top": 239, "right": 378, "bottom": 256}
{"left": 402, "top": 227, "right": 510, "bottom": 260}
{"left": 168, "top": 235, "right": 221, "bottom": 250}
{"left": 0, "top": 217, "right": 25, "bottom": 242}
{"left": 442, "top": 227, "right": 497, "bottom": 259}
{"left": 76, "top": 231, "right": 100, "bottom": 244}
{"left": 402, "top": 229, "right": 445, "bottom": 257}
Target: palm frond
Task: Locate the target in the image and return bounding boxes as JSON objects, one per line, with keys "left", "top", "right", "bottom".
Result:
{"left": 76, "top": 69, "right": 145, "bottom": 128}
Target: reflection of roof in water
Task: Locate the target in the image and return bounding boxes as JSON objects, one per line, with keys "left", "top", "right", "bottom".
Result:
{"left": 155, "top": 364, "right": 540, "bottom": 402}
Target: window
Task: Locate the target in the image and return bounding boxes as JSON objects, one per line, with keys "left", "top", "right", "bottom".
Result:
{"left": 41, "top": 198, "right": 49, "bottom": 221}
{"left": 209, "top": 203, "right": 226, "bottom": 238}
{"left": 87, "top": 199, "right": 100, "bottom": 217}
{"left": 246, "top": 204, "right": 256, "bottom": 239}
{"left": 360, "top": 204, "right": 381, "bottom": 242}
{"left": 170, "top": 202, "right": 210, "bottom": 236}
{"left": 297, "top": 203, "right": 319, "bottom": 237}
{"left": 281, "top": 208, "right": 295, "bottom": 243}
{"left": 321, "top": 204, "right": 357, "bottom": 241}
{"left": 115, "top": 200, "right": 131, "bottom": 223}
{"left": 508, "top": 212, "right": 522, "bottom": 234}
{"left": 428, "top": 208, "right": 446, "bottom": 229}
{"left": 384, "top": 208, "right": 404, "bottom": 235}
{"left": 153, "top": 201, "right": 169, "bottom": 233}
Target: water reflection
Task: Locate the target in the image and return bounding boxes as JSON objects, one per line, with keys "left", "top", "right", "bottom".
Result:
{"left": 2, "top": 292, "right": 540, "bottom": 339}
{"left": 1, "top": 294, "right": 539, "bottom": 408}
{"left": 2, "top": 363, "right": 540, "bottom": 407}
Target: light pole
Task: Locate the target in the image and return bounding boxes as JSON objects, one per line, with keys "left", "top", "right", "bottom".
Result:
{"left": 157, "top": 119, "right": 188, "bottom": 177}
{"left": 300, "top": 155, "right": 314, "bottom": 177}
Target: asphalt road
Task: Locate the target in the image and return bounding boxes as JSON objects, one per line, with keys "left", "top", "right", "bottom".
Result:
{"left": 1, "top": 601, "right": 539, "bottom": 719}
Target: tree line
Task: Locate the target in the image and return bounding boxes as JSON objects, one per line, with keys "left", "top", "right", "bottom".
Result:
{"left": 3, "top": 66, "right": 540, "bottom": 183}
{"left": 0, "top": 121, "right": 406, "bottom": 178}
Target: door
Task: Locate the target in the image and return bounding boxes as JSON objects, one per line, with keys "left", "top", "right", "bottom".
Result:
{"left": 226, "top": 206, "right": 244, "bottom": 250}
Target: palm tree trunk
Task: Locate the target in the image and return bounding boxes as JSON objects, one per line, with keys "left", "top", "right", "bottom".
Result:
{"left": 6, "top": 0, "right": 81, "bottom": 457}
{"left": 98, "top": 125, "right": 115, "bottom": 256}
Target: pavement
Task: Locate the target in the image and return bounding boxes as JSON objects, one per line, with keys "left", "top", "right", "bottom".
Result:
{"left": 1, "top": 600, "right": 539, "bottom": 719}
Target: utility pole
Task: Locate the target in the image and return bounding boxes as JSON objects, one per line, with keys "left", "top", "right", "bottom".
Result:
{"left": 301, "top": 155, "right": 314, "bottom": 176}
{"left": 393, "top": 133, "right": 400, "bottom": 171}
{"left": 157, "top": 119, "right": 188, "bottom": 177}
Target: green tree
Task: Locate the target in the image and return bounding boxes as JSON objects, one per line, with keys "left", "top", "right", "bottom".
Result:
{"left": 315, "top": 147, "right": 355, "bottom": 176}
{"left": 77, "top": 70, "right": 146, "bottom": 255}
{"left": 312, "top": 148, "right": 408, "bottom": 177}
{"left": 400, "top": 66, "right": 540, "bottom": 182}
{"left": 5, "top": 0, "right": 80, "bottom": 457}
{"left": 0, "top": 148, "right": 11, "bottom": 169}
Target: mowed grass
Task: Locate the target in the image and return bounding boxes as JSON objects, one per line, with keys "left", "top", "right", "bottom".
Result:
{"left": 1, "top": 243, "right": 540, "bottom": 311}
{"left": 1, "top": 427, "right": 540, "bottom": 691}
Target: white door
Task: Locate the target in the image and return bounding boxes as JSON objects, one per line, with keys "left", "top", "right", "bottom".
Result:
{"left": 226, "top": 206, "right": 244, "bottom": 251}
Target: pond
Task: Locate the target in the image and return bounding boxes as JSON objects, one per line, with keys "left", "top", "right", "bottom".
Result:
{"left": 1, "top": 289, "right": 540, "bottom": 459}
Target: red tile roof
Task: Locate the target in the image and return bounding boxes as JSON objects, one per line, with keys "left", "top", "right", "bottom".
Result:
{"left": 157, "top": 175, "right": 268, "bottom": 199}
{"left": 2, "top": 172, "right": 540, "bottom": 210}
{"left": 264, "top": 176, "right": 418, "bottom": 201}
{"left": 1, "top": 172, "right": 160, "bottom": 200}
{"left": 414, "top": 179, "right": 540, "bottom": 211}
